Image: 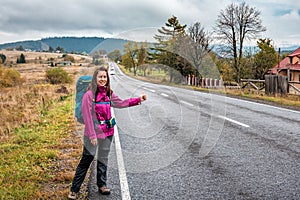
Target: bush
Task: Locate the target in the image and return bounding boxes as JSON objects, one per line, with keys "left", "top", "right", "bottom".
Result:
{"left": 62, "top": 54, "right": 75, "bottom": 62}
{"left": 17, "top": 53, "right": 26, "bottom": 63}
{"left": 46, "top": 67, "right": 73, "bottom": 84}
{"left": 0, "top": 65, "right": 24, "bottom": 87}
{"left": 0, "top": 53, "right": 6, "bottom": 63}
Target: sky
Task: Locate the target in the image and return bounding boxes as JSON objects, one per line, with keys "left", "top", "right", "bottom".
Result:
{"left": 0, "top": 0, "right": 300, "bottom": 48}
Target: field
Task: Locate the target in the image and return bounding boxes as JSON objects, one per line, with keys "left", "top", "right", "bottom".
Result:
{"left": 0, "top": 50, "right": 92, "bottom": 135}
{"left": 0, "top": 50, "right": 94, "bottom": 199}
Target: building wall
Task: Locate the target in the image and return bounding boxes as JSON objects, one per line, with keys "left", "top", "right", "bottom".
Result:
{"left": 293, "top": 71, "right": 300, "bottom": 82}
{"left": 291, "top": 56, "right": 300, "bottom": 64}
{"left": 278, "top": 70, "right": 300, "bottom": 82}
{"left": 278, "top": 71, "right": 287, "bottom": 76}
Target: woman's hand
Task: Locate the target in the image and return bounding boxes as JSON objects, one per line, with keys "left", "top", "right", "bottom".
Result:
{"left": 140, "top": 92, "right": 147, "bottom": 102}
{"left": 91, "top": 138, "right": 97, "bottom": 146}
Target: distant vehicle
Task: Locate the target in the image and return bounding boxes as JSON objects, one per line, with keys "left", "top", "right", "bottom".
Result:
{"left": 109, "top": 69, "right": 115, "bottom": 75}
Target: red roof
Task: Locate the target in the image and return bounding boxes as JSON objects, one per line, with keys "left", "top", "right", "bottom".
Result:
{"left": 288, "top": 47, "right": 300, "bottom": 57}
{"left": 273, "top": 56, "right": 289, "bottom": 69}
{"left": 285, "top": 63, "right": 300, "bottom": 71}
{"left": 269, "top": 47, "right": 300, "bottom": 74}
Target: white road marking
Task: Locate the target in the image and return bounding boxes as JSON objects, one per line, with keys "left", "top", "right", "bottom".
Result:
{"left": 143, "top": 87, "right": 156, "bottom": 93}
{"left": 111, "top": 108, "right": 131, "bottom": 200}
{"left": 223, "top": 95, "right": 300, "bottom": 114}
{"left": 160, "top": 93, "right": 169, "bottom": 97}
{"left": 180, "top": 100, "right": 194, "bottom": 107}
{"left": 217, "top": 115, "right": 250, "bottom": 128}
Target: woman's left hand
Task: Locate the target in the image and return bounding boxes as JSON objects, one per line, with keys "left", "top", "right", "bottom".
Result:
{"left": 140, "top": 92, "right": 147, "bottom": 102}
{"left": 91, "top": 138, "right": 97, "bottom": 146}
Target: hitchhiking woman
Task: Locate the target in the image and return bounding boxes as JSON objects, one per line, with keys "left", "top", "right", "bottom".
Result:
{"left": 68, "top": 66, "right": 147, "bottom": 199}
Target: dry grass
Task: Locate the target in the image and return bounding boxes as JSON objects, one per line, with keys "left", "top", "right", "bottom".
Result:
{"left": 1, "top": 50, "right": 92, "bottom": 84}
{"left": 0, "top": 50, "right": 95, "bottom": 136}
{"left": 0, "top": 84, "right": 68, "bottom": 137}
{"left": 0, "top": 50, "right": 93, "bottom": 199}
{"left": 222, "top": 88, "right": 300, "bottom": 109}
{"left": 37, "top": 128, "right": 85, "bottom": 199}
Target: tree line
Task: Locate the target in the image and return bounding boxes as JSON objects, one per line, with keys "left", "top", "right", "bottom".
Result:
{"left": 110, "top": 1, "right": 280, "bottom": 84}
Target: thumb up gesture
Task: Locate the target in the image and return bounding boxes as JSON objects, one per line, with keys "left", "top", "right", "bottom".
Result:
{"left": 140, "top": 91, "right": 147, "bottom": 102}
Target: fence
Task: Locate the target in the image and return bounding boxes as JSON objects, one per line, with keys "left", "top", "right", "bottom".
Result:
{"left": 240, "top": 79, "right": 265, "bottom": 94}
{"left": 288, "top": 81, "right": 300, "bottom": 95}
{"left": 185, "top": 75, "right": 299, "bottom": 96}
{"left": 186, "top": 75, "right": 223, "bottom": 88}
{"left": 265, "top": 75, "right": 288, "bottom": 96}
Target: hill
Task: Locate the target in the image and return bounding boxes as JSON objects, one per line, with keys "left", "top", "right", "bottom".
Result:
{"left": 0, "top": 37, "right": 130, "bottom": 54}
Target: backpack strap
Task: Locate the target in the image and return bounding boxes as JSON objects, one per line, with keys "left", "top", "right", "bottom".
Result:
{"left": 95, "top": 101, "right": 110, "bottom": 104}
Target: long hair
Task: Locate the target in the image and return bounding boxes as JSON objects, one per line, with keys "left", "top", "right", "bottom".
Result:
{"left": 88, "top": 66, "right": 112, "bottom": 99}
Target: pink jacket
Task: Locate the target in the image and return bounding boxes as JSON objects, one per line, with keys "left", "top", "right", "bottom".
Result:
{"left": 82, "top": 86, "right": 141, "bottom": 139}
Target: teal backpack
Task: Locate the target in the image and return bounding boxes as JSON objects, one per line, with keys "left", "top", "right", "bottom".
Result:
{"left": 75, "top": 76, "right": 92, "bottom": 124}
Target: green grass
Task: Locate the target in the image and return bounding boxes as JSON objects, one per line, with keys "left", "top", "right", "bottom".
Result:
{"left": 123, "top": 67, "right": 169, "bottom": 83}
{"left": 0, "top": 95, "right": 74, "bottom": 199}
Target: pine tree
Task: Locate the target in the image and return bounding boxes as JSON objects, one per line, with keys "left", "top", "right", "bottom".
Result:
{"left": 153, "top": 16, "right": 186, "bottom": 83}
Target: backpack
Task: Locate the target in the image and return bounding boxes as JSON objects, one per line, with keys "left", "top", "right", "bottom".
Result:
{"left": 75, "top": 75, "right": 92, "bottom": 123}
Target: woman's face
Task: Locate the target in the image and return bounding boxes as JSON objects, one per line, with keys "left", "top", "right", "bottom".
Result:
{"left": 97, "top": 71, "right": 107, "bottom": 87}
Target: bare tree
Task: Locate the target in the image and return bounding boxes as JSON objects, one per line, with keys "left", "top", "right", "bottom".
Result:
{"left": 178, "top": 22, "right": 213, "bottom": 84}
{"left": 214, "top": 1, "right": 266, "bottom": 82}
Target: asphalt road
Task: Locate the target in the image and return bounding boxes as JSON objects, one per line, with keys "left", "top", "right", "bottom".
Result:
{"left": 88, "top": 62, "right": 300, "bottom": 200}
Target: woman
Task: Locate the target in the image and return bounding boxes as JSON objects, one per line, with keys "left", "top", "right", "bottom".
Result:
{"left": 68, "top": 66, "right": 147, "bottom": 199}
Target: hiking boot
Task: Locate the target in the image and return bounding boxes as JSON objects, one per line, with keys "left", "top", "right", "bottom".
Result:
{"left": 99, "top": 186, "right": 111, "bottom": 195}
{"left": 68, "top": 191, "right": 77, "bottom": 200}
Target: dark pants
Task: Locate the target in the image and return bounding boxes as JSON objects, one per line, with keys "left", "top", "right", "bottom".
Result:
{"left": 70, "top": 136, "right": 113, "bottom": 193}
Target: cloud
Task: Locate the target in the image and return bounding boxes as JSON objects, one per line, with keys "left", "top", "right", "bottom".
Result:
{"left": 0, "top": 0, "right": 299, "bottom": 47}
{"left": 273, "top": 9, "right": 293, "bottom": 17}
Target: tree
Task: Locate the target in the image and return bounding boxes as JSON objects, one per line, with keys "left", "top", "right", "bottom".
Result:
{"left": 154, "top": 15, "right": 186, "bottom": 82}
{"left": 137, "top": 42, "right": 148, "bottom": 66}
{"left": 122, "top": 41, "right": 139, "bottom": 76}
{"left": 178, "top": 22, "right": 213, "bottom": 85}
{"left": 253, "top": 38, "right": 277, "bottom": 79}
{"left": 55, "top": 46, "right": 65, "bottom": 53}
{"left": 121, "top": 53, "right": 132, "bottom": 72}
{"left": 0, "top": 54, "right": 6, "bottom": 64}
{"left": 15, "top": 45, "right": 24, "bottom": 51}
{"left": 63, "top": 54, "right": 75, "bottom": 62}
{"left": 214, "top": 1, "right": 266, "bottom": 82}
{"left": 137, "top": 42, "right": 149, "bottom": 76}
{"left": 17, "top": 53, "right": 26, "bottom": 63}
{"left": 107, "top": 49, "right": 121, "bottom": 62}
{"left": 91, "top": 50, "right": 107, "bottom": 65}
{"left": 48, "top": 46, "right": 54, "bottom": 52}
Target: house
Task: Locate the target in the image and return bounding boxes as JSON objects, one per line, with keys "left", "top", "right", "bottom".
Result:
{"left": 269, "top": 47, "right": 300, "bottom": 94}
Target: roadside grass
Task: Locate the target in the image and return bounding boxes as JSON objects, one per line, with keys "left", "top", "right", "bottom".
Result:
{"left": 237, "top": 92, "right": 300, "bottom": 108}
{"left": 120, "top": 66, "right": 170, "bottom": 84}
{"left": 0, "top": 84, "right": 68, "bottom": 136}
{"left": 0, "top": 94, "right": 82, "bottom": 199}
{"left": 121, "top": 65, "right": 300, "bottom": 110}
{"left": 0, "top": 51, "right": 93, "bottom": 199}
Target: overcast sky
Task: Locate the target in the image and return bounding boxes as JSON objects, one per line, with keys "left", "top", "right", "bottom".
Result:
{"left": 0, "top": 0, "right": 299, "bottom": 48}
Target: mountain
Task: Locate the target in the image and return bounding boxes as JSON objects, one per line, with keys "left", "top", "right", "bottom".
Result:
{"left": 0, "top": 37, "right": 130, "bottom": 54}
{"left": 275, "top": 45, "right": 299, "bottom": 54}
{"left": 41, "top": 37, "right": 105, "bottom": 53}
{"left": 2, "top": 36, "right": 297, "bottom": 56}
